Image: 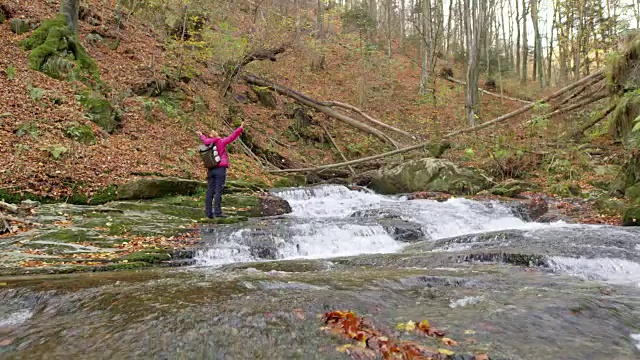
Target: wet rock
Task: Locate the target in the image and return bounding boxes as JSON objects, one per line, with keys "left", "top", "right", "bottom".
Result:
{"left": 379, "top": 219, "right": 425, "bottom": 242}
{"left": 117, "top": 177, "right": 206, "bottom": 200}
{"left": 399, "top": 275, "right": 471, "bottom": 287}
{"left": 369, "top": 158, "right": 492, "bottom": 195}
{"left": 406, "top": 191, "right": 453, "bottom": 202}
{"left": 349, "top": 209, "right": 402, "bottom": 219}
{"left": 257, "top": 193, "right": 292, "bottom": 217}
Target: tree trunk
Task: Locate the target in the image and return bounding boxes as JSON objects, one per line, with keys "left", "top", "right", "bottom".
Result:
{"left": 515, "top": 0, "right": 521, "bottom": 79}
{"left": 531, "top": 0, "right": 542, "bottom": 88}
{"left": 60, "top": 0, "right": 79, "bottom": 32}
{"left": 547, "top": 1, "right": 557, "bottom": 86}
{"left": 464, "top": 0, "right": 482, "bottom": 126}
{"left": 521, "top": 0, "right": 528, "bottom": 84}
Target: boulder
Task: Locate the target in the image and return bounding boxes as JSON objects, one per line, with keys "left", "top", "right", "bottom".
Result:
{"left": 625, "top": 183, "right": 640, "bottom": 203}
{"left": 117, "top": 177, "right": 206, "bottom": 200}
{"left": 379, "top": 219, "right": 425, "bottom": 242}
{"left": 251, "top": 86, "right": 277, "bottom": 108}
{"left": 9, "top": 18, "right": 29, "bottom": 34}
{"left": 369, "top": 158, "right": 492, "bottom": 195}
{"left": 257, "top": 194, "right": 292, "bottom": 217}
{"left": 622, "top": 205, "right": 640, "bottom": 226}
{"left": 592, "top": 195, "right": 625, "bottom": 216}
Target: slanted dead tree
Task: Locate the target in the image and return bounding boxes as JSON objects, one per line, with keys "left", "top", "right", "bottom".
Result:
{"left": 244, "top": 74, "right": 403, "bottom": 149}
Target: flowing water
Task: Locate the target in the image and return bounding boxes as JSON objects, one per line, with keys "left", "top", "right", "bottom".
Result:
{"left": 1, "top": 185, "right": 640, "bottom": 359}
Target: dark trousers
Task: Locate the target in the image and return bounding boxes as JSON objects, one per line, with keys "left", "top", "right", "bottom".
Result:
{"left": 205, "top": 166, "right": 227, "bottom": 217}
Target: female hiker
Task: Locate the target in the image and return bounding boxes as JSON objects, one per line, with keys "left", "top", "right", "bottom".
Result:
{"left": 196, "top": 122, "right": 245, "bottom": 218}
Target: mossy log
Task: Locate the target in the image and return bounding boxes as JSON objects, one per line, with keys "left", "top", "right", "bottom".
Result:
{"left": 22, "top": 15, "right": 99, "bottom": 82}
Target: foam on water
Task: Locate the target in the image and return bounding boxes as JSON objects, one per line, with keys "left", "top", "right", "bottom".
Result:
{"left": 548, "top": 256, "right": 640, "bottom": 287}
{"left": 0, "top": 309, "right": 33, "bottom": 327}
{"left": 631, "top": 333, "right": 640, "bottom": 350}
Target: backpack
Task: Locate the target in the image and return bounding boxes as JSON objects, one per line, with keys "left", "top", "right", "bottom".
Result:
{"left": 199, "top": 141, "right": 221, "bottom": 169}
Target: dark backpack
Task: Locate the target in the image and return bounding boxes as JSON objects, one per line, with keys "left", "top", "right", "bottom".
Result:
{"left": 199, "top": 141, "right": 221, "bottom": 169}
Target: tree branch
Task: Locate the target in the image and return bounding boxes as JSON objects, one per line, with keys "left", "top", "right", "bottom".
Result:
{"left": 324, "top": 101, "right": 417, "bottom": 140}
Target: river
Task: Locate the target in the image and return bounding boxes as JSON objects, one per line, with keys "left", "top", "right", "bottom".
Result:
{"left": 1, "top": 185, "right": 639, "bottom": 359}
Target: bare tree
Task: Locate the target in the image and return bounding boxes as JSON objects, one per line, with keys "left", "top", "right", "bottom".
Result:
{"left": 464, "top": 0, "right": 485, "bottom": 126}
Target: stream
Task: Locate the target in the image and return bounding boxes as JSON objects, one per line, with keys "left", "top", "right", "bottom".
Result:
{"left": 1, "top": 185, "right": 640, "bottom": 359}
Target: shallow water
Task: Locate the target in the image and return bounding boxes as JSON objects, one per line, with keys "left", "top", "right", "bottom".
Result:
{"left": 1, "top": 185, "right": 640, "bottom": 359}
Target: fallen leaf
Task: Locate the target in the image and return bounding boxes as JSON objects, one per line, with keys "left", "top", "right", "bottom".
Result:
{"left": 442, "top": 337, "right": 458, "bottom": 346}
{"left": 464, "top": 329, "right": 476, "bottom": 335}
{"left": 438, "top": 348, "right": 455, "bottom": 355}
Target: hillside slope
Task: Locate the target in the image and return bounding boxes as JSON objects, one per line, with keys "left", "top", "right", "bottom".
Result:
{"left": 0, "top": 0, "right": 621, "bottom": 207}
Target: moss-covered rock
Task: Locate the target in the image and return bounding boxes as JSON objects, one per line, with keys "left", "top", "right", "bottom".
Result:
{"left": 251, "top": 86, "right": 277, "bottom": 108}
{"left": 593, "top": 195, "right": 625, "bottom": 216}
{"left": 9, "top": 18, "right": 30, "bottom": 34}
{"left": 625, "top": 183, "right": 640, "bottom": 203}
{"left": 77, "top": 91, "right": 122, "bottom": 133}
{"left": 369, "top": 158, "right": 492, "bottom": 195}
{"left": 22, "top": 15, "right": 100, "bottom": 82}
{"left": 549, "top": 182, "right": 581, "bottom": 197}
{"left": 622, "top": 205, "right": 640, "bottom": 226}
{"left": 64, "top": 121, "right": 96, "bottom": 145}
{"left": 490, "top": 179, "right": 541, "bottom": 198}
{"left": 117, "top": 177, "right": 207, "bottom": 200}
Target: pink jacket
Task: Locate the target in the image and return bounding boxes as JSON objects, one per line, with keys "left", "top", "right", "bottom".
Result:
{"left": 200, "top": 127, "right": 243, "bottom": 168}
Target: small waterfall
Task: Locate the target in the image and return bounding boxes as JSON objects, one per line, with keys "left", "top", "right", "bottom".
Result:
{"left": 195, "top": 185, "right": 552, "bottom": 266}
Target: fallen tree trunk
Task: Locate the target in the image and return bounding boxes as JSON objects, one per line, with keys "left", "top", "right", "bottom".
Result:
{"left": 324, "top": 101, "right": 417, "bottom": 140}
{"left": 0, "top": 201, "right": 18, "bottom": 214}
{"left": 444, "top": 70, "right": 606, "bottom": 138}
{"left": 556, "top": 76, "right": 604, "bottom": 109}
{"left": 444, "top": 76, "right": 534, "bottom": 104}
{"left": 245, "top": 75, "right": 401, "bottom": 148}
{"left": 269, "top": 71, "right": 608, "bottom": 174}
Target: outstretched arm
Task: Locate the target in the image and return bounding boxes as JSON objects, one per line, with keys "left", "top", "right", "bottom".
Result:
{"left": 220, "top": 123, "right": 245, "bottom": 147}
{"left": 196, "top": 131, "right": 216, "bottom": 145}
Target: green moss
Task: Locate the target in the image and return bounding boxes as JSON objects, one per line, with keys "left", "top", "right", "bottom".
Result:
{"left": 34, "top": 229, "right": 92, "bottom": 243}
{"left": 625, "top": 183, "right": 640, "bottom": 203}
{"left": 22, "top": 15, "right": 100, "bottom": 82}
{"left": 89, "top": 185, "right": 117, "bottom": 205}
{"left": 622, "top": 205, "right": 640, "bottom": 226}
{"left": 65, "top": 122, "right": 96, "bottom": 145}
{"left": 77, "top": 91, "right": 121, "bottom": 133}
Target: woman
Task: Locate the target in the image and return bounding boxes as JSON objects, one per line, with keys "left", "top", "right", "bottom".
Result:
{"left": 196, "top": 122, "right": 245, "bottom": 218}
